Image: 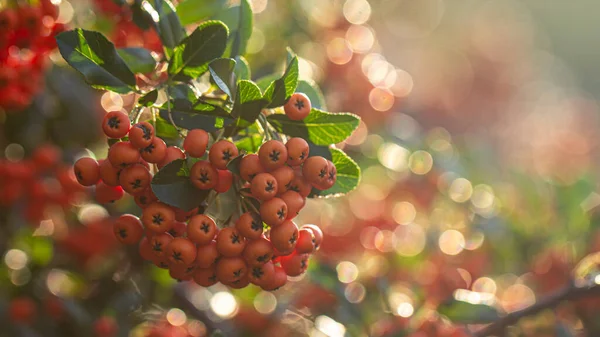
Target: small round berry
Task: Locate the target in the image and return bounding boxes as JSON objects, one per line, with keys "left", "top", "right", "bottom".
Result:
{"left": 259, "top": 197, "right": 288, "bottom": 227}
{"left": 190, "top": 160, "right": 218, "bottom": 190}
{"left": 108, "top": 141, "right": 140, "bottom": 168}
{"left": 149, "top": 232, "right": 174, "bottom": 257}
{"left": 214, "top": 170, "right": 233, "bottom": 193}
{"left": 209, "top": 140, "right": 239, "bottom": 169}
{"left": 243, "top": 237, "right": 273, "bottom": 266}
{"left": 118, "top": 164, "right": 151, "bottom": 195}
{"left": 194, "top": 267, "right": 218, "bottom": 287}
{"left": 169, "top": 264, "right": 194, "bottom": 281}
{"left": 99, "top": 159, "right": 120, "bottom": 186}
{"left": 285, "top": 137, "right": 309, "bottom": 167}
{"left": 269, "top": 220, "right": 298, "bottom": 254}
{"left": 258, "top": 140, "right": 288, "bottom": 171}
{"left": 302, "top": 224, "right": 323, "bottom": 251}
{"left": 141, "top": 137, "right": 167, "bottom": 163}
{"left": 239, "top": 154, "right": 265, "bottom": 182}
{"left": 166, "top": 221, "right": 187, "bottom": 237}
{"left": 235, "top": 212, "right": 263, "bottom": 240}
{"left": 216, "top": 227, "right": 247, "bottom": 257}
{"left": 128, "top": 121, "right": 155, "bottom": 149}
{"left": 250, "top": 173, "right": 278, "bottom": 201}
{"left": 261, "top": 266, "right": 288, "bottom": 291}
{"left": 280, "top": 252, "right": 309, "bottom": 276}
{"left": 302, "top": 156, "right": 329, "bottom": 187}
{"left": 152, "top": 255, "right": 170, "bottom": 269}
{"left": 139, "top": 237, "right": 154, "bottom": 261}
{"left": 279, "top": 190, "right": 305, "bottom": 219}
{"left": 113, "top": 214, "right": 144, "bottom": 245}
{"left": 270, "top": 166, "right": 295, "bottom": 195}
{"left": 183, "top": 129, "right": 209, "bottom": 158}
{"left": 284, "top": 93, "right": 311, "bottom": 121}
{"left": 165, "top": 237, "right": 197, "bottom": 265}
{"left": 225, "top": 275, "right": 251, "bottom": 289}
{"left": 196, "top": 241, "right": 220, "bottom": 269}
{"left": 134, "top": 188, "right": 158, "bottom": 208}
{"left": 158, "top": 146, "right": 185, "bottom": 169}
{"left": 248, "top": 261, "right": 275, "bottom": 287}
{"left": 95, "top": 183, "right": 124, "bottom": 203}
{"left": 287, "top": 171, "right": 312, "bottom": 198}
{"left": 73, "top": 157, "right": 100, "bottom": 186}
{"left": 102, "top": 111, "right": 130, "bottom": 138}
{"left": 216, "top": 256, "right": 247, "bottom": 283}
{"left": 295, "top": 228, "right": 315, "bottom": 254}
{"left": 142, "top": 202, "right": 175, "bottom": 234}
{"left": 187, "top": 214, "right": 217, "bottom": 245}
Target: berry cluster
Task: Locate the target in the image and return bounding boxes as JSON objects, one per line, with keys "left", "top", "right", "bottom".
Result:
{"left": 0, "top": 0, "right": 64, "bottom": 111}
{"left": 73, "top": 93, "right": 332, "bottom": 290}
{"left": 0, "top": 144, "right": 84, "bottom": 223}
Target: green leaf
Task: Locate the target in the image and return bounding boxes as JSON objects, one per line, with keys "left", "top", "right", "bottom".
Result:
{"left": 263, "top": 51, "right": 299, "bottom": 108}
{"left": 55, "top": 29, "right": 136, "bottom": 93}
{"left": 230, "top": 0, "right": 252, "bottom": 57}
{"left": 267, "top": 108, "right": 360, "bottom": 145}
{"left": 150, "top": 116, "right": 179, "bottom": 139}
{"left": 309, "top": 147, "right": 360, "bottom": 198}
{"left": 437, "top": 299, "right": 501, "bottom": 324}
{"left": 234, "top": 55, "right": 251, "bottom": 80}
{"left": 226, "top": 154, "right": 244, "bottom": 176}
{"left": 168, "top": 20, "right": 229, "bottom": 81}
{"left": 255, "top": 73, "right": 279, "bottom": 92}
{"left": 297, "top": 79, "right": 327, "bottom": 110}
{"left": 139, "top": 89, "right": 158, "bottom": 107}
{"left": 209, "top": 58, "right": 236, "bottom": 101}
{"left": 235, "top": 124, "right": 263, "bottom": 153}
{"left": 231, "top": 80, "right": 269, "bottom": 123}
{"left": 159, "top": 105, "right": 235, "bottom": 132}
{"left": 176, "top": 0, "right": 228, "bottom": 26}
{"left": 206, "top": 185, "right": 237, "bottom": 225}
{"left": 151, "top": 159, "right": 210, "bottom": 211}
{"left": 150, "top": 0, "right": 186, "bottom": 49}
{"left": 117, "top": 47, "right": 157, "bottom": 74}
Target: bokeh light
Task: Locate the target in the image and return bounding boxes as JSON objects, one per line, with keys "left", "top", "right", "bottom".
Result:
{"left": 210, "top": 292, "right": 238, "bottom": 318}
{"left": 439, "top": 230, "right": 465, "bottom": 256}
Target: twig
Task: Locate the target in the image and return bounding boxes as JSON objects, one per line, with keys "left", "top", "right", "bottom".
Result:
{"left": 475, "top": 282, "right": 600, "bottom": 337}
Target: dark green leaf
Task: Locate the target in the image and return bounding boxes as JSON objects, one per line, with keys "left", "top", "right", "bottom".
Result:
{"left": 168, "top": 20, "right": 229, "bottom": 81}
{"left": 56, "top": 29, "right": 136, "bottom": 93}
{"left": 139, "top": 89, "right": 158, "bottom": 107}
{"left": 234, "top": 55, "right": 251, "bottom": 80}
{"left": 231, "top": 80, "right": 269, "bottom": 123}
{"left": 230, "top": 0, "right": 252, "bottom": 57}
{"left": 437, "top": 299, "right": 501, "bottom": 324}
{"left": 226, "top": 154, "right": 244, "bottom": 176}
{"left": 131, "top": 1, "right": 153, "bottom": 30}
{"left": 307, "top": 141, "right": 332, "bottom": 160}
{"left": 150, "top": 0, "right": 186, "bottom": 49}
{"left": 309, "top": 148, "right": 360, "bottom": 198}
{"left": 150, "top": 116, "right": 179, "bottom": 139}
{"left": 255, "top": 73, "right": 279, "bottom": 92}
{"left": 206, "top": 185, "right": 237, "bottom": 226}
{"left": 209, "top": 58, "right": 236, "bottom": 101}
{"left": 159, "top": 105, "right": 234, "bottom": 132}
{"left": 117, "top": 47, "right": 157, "bottom": 74}
{"left": 263, "top": 52, "right": 299, "bottom": 108}
{"left": 151, "top": 159, "right": 210, "bottom": 211}
{"left": 176, "top": 0, "right": 228, "bottom": 26}
{"left": 267, "top": 108, "right": 360, "bottom": 145}
{"left": 297, "top": 79, "right": 327, "bottom": 110}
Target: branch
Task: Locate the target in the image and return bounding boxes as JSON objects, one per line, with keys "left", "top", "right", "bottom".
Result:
{"left": 475, "top": 282, "right": 600, "bottom": 337}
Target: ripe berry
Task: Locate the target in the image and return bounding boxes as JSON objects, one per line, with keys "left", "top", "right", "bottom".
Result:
{"left": 169, "top": 264, "right": 194, "bottom": 281}
{"left": 190, "top": 160, "right": 218, "bottom": 190}
{"left": 118, "top": 164, "right": 151, "bottom": 195}
{"left": 139, "top": 237, "right": 154, "bottom": 261}
{"left": 142, "top": 202, "right": 175, "bottom": 234}
{"left": 286, "top": 137, "right": 309, "bottom": 166}
{"left": 302, "top": 224, "right": 323, "bottom": 251}
{"left": 262, "top": 266, "right": 287, "bottom": 291}
{"left": 314, "top": 160, "right": 336, "bottom": 190}
{"left": 302, "top": 156, "right": 329, "bottom": 187}
{"left": 134, "top": 188, "right": 158, "bottom": 208}
{"left": 183, "top": 129, "right": 209, "bottom": 158}
{"left": 295, "top": 229, "right": 315, "bottom": 254}
{"left": 113, "top": 214, "right": 144, "bottom": 245}
{"left": 153, "top": 255, "right": 170, "bottom": 269}
{"left": 216, "top": 256, "right": 247, "bottom": 283}
{"left": 0, "top": 9, "right": 17, "bottom": 32}
{"left": 216, "top": 227, "right": 247, "bottom": 257}
{"left": 239, "top": 154, "right": 265, "bottom": 182}
{"left": 150, "top": 233, "right": 174, "bottom": 257}
{"left": 235, "top": 212, "right": 263, "bottom": 240}
{"left": 128, "top": 121, "right": 155, "bottom": 148}
{"left": 99, "top": 159, "right": 120, "bottom": 186}
{"left": 214, "top": 169, "right": 233, "bottom": 193}
{"left": 158, "top": 146, "right": 185, "bottom": 169}
{"left": 165, "top": 238, "right": 197, "bottom": 265}
{"left": 269, "top": 220, "right": 299, "bottom": 254}
{"left": 248, "top": 261, "right": 275, "bottom": 287}
{"left": 95, "top": 183, "right": 124, "bottom": 203}
{"left": 250, "top": 173, "right": 278, "bottom": 201}
{"left": 108, "top": 141, "right": 140, "bottom": 168}
{"left": 226, "top": 275, "right": 251, "bottom": 289}
{"left": 270, "top": 166, "right": 295, "bottom": 194}
{"left": 194, "top": 267, "right": 218, "bottom": 287}
{"left": 9, "top": 297, "right": 37, "bottom": 324}
{"left": 209, "top": 140, "right": 239, "bottom": 169}
{"left": 259, "top": 197, "right": 288, "bottom": 227}
{"left": 279, "top": 190, "right": 305, "bottom": 219}
{"left": 187, "top": 214, "right": 217, "bottom": 245}
{"left": 94, "top": 316, "right": 117, "bottom": 337}
{"left": 166, "top": 221, "right": 187, "bottom": 237}
{"left": 196, "top": 241, "right": 220, "bottom": 268}
{"left": 243, "top": 237, "right": 273, "bottom": 266}
{"left": 73, "top": 157, "right": 100, "bottom": 186}
{"left": 141, "top": 137, "right": 167, "bottom": 163}
{"left": 258, "top": 140, "right": 288, "bottom": 171}
{"left": 287, "top": 171, "right": 312, "bottom": 198}
{"left": 284, "top": 93, "right": 311, "bottom": 121}
{"left": 102, "top": 111, "right": 130, "bottom": 138}
{"left": 280, "top": 252, "right": 309, "bottom": 276}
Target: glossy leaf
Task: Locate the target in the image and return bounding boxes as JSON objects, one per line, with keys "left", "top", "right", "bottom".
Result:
{"left": 56, "top": 29, "right": 136, "bottom": 93}
{"left": 309, "top": 147, "right": 360, "bottom": 198}
{"left": 151, "top": 159, "right": 210, "bottom": 211}
{"left": 159, "top": 104, "right": 234, "bottom": 132}
{"left": 437, "top": 299, "right": 501, "bottom": 324}
{"left": 139, "top": 89, "right": 158, "bottom": 107}
{"left": 231, "top": 80, "right": 269, "bottom": 123}
{"left": 150, "top": 116, "right": 179, "bottom": 139}
{"left": 150, "top": 0, "right": 186, "bottom": 49}
{"left": 267, "top": 108, "right": 360, "bottom": 145}
{"left": 230, "top": 0, "right": 252, "bottom": 57}
{"left": 117, "top": 47, "right": 156, "bottom": 74}
{"left": 234, "top": 55, "right": 251, "bottom": 80}
{"left": 263, "top": 50, "right": 299, "bottom": 108}
{"left": 297, "top": 79, "right": 327, "bottom": 110}
{"left": 177, "top": 0, "right": 228, "bottom": 26}
{"left": 209, "top": 58, "right": 236, "bottom": 101}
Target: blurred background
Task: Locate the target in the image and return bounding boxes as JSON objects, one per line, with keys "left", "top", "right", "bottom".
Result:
{"left": 2, "top": 0, "right": 600, "bottom": 336}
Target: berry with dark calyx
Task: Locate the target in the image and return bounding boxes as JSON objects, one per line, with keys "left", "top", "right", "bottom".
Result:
{"left": 235, "top": 212, "right": 264, "bottom": 240}
{"left": 239, "top": 154, "right": 265, "bottom": 182}
{"left": 194, "top": 267, "right": 218, "bottom": 287}
{"left": 167, "top": 221, "right": 187, "bottom": 237}
{"left": 118, "top": 164, "right": 151, "bottom": 195}
{"left": 190, "top": 160, "right": 218, "bottom": 190}
{"left": 243, "top": 236, "right": 274, "bottom": 266}
{"left": 183, "top": 129, "right": 209, "bottom": 158}
{"left": 196, "top": 241, "right": 220, "bottom": 269}
{"left": 95, "top": 183, "right": 124, "bottom": 203}
{"left": 209, "top": 140, "right": 239, "bottom": 170}
{"left": 141, "top": 137, "right": 167, "bottom": 163}
{"left": 260, "top": 197, "right": 288, "bottom": 227}
{"left": 250, "top": 173, "right": 278, "bottom": 201}
{"left": 295, "top": 228, "right": 315, "bottom": 254}
{"left": 128, "top": 121, "right": 155, "bottom": 148}
{"left": 302, "top": 156, "right": 329, "bottom": 188}
{"left": 102, "top": 111, "right": 130, "bottom": 139}
{"left": 258, "top": 140, "right": 288, "bottom": 171}
{"left": 285, "top": 137, "right": 309, "bottom": 167}
{"left": 134, "top": 188, "right": 158, "bottom": 209}
{"left": 248, "top": 261, "right": 275, "bottom": 287}
{"left": 187, "top": 214, "right": 217, "bottom": 245}
{"left": 302, "top": 224, "right": 323, "bottom": 251}
{"left": 270, "top": 166, "right": 294, "bottom": 195}
{"left": 269, "top": 220, "right": 299, "bottom": 254}
{"left": 142, "top": 202, "right": 175, "bottom": 234}
{"left": 279, "top": 190, "right": 305, "bottom": 219}
{"left": 149, "top": 232, "right": 174, "bottom": 257}
{"left": 73, "top": 157, "right": 100, "bottom": 186}
{"left": 157, "top": 146, "right": 185, "bottom": 169}
{"left": 216, "top": 227, "right": 247, "bottom": 257}
{"left": 99, "top": 159, "right": 120, "bottom": 186}
{"left": 113, "top": 214, "right": 144, "bottom": 245}
{"left": 261, "top": 266, "right": 288, "bottom": 291}
{"left": 287, "top": 171, "right": 312, "bottom": 198}
{"left": 214, "top": 169, "right": 233, "bottom": 193}
{"left": 165, "top": 237, "right": 197, "bottom": 265}
{"left": 315, "top": 160, "right": 336, "bottom": 190}
{"left": 108, "top": 141, "right": 140, "bottom": 168}
{"left": 216, "top": 256, "right": 248, "bottom": 283}
{"left": 280, "top": 252, "right": 309, "bottom": 276}
{"left": 169, "top": 264, "right": 194, "bottom": 281}
{"left": 225, "top": 275, "right": 250, "bottom": 289}
{"left": 284, "top": 93, "right": 311, "bottom": 121}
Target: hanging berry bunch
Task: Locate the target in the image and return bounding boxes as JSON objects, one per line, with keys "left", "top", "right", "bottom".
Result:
{"left": 0, "top": 0, "right": 65, "bottom": 111}
{"left": 60, "top": 0, "right": 360, "bottom": 291}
